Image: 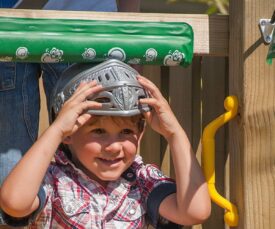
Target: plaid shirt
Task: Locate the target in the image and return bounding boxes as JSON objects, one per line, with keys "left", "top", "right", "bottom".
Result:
{"left": 10, "top": 151, "right": 175, "bottom": 228}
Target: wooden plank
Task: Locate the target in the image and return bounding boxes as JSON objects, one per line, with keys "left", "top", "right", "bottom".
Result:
{"left": 169, "top": 65, "right": 193, "bottom": 229}
{"left": 229, "top": 1, "right": 275, "bottom": 229}
{"left": 169, "top": 66, "right": 193, "bottom": 140}
{"left": 201, "top": 56, "right": 227, "bottom": 229}
{"left": 191, "top": 56, "right": 203, "bottom": 151}
{"left": 0, "top": 9, "right": 228, "bottom": 56}
{"left": 159, "top": 67, "right": 171, "bottom": 176}
{"left": 139, "top": 66, "right": 162, "bottom": 166}
{"left": 190, "top": 56, "right": 202, "bottom": 229}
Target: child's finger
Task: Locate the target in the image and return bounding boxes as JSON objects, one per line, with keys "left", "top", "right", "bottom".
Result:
{"left": 74, "top": 85, "right": 103, "bottom": 103}
{"left": 72, "top": 80, "right": 98, "bottom": 96}
{"left": 77, "top": 100, "right": 102, "bottom": 115}
{"left": 62, "top": 95, "right": 102, "bottom": 116}
{"left": 75, "top": 113, "right": 92, "bottom": 127}
{"left": 69, "top": 82, "right": 102, "bottom": 103}
{"left": 137, "top": 75, "right": 163, "bottom": 99}
{"left": 139, "top": 97, "right": 164, "bottom": 113}
{"left": 74, "top": 80, "right": 97, "bottom": 94}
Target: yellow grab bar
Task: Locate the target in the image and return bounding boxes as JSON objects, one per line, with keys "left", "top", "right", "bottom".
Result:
{"left": 202, "top": 95, "right": 239, "bottom": 227}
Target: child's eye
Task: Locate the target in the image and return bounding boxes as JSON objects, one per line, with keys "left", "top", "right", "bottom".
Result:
{"left": 91, "top": 128, "right": 105, "bottom": 134}
{"left": 121, "top": 129, "right": 134, "bottom": 135}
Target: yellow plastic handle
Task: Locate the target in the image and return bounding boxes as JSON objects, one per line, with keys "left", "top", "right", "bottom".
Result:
{"left": 202, "top": 95, "right": 239, "bottom": 227}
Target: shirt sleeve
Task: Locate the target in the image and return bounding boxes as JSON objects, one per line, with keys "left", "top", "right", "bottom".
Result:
{"left": 146, "top": 182, "right": 177, "bottom": 227}
{"left": 146, "top": 183, "right": 183, "bottom": 228}
{"left": 1, "top": 186, "right": 47, "bottom": 227}
{"left": 135, "top": 161, "right": 182, "bottom": 227}
{"left": 135, "top": 160, "right": 185, "bottom": 229}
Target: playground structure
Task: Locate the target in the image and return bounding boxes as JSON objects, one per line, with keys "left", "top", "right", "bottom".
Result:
{"left": 0, "top": 0, "right": 274, "bottom": 228}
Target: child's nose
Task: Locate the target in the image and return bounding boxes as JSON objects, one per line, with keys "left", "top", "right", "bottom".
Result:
{"left": 104, "top": 140, "right": 122, "bottom": 154}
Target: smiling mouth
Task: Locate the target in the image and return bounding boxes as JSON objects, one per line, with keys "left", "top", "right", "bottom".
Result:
{"left": 98, "top": 158, "right": 123, "bottom": 166}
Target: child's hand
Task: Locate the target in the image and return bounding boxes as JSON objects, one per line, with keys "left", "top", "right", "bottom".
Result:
{"left": 137, "top": 75, "right": 181, "bottom": 139}
{"left": 52, "top": 81, "right": 102, "bottom": 139}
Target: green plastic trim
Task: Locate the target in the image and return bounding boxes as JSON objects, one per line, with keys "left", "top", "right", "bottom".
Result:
{"left": 0, "top": 17, "right": 193, "bottom": 67}
{"left": 267, "top": 32, "right": 275, "bottom": 64}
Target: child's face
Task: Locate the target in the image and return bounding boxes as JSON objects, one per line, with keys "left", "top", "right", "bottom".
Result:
{"left": 65, "top": 116, "right": 143, "bottom": 186}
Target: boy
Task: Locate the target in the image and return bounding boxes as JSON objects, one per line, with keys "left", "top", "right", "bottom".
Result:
{"left": 0, "top": 60, "right": 211, "bottom": 228}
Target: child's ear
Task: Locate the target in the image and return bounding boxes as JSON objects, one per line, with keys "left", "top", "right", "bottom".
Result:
{"left": 62, "top": 136, "right": 72, "bottom": 144}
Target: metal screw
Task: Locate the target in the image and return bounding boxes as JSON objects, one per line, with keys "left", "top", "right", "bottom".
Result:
{"left": 261, "top": 20, "right": 267, "bottom": 26}
{"left": 265, "top": 35, "right": 272, "bottom": 43}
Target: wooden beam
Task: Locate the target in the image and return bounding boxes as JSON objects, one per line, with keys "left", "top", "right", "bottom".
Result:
{"left": 229, "top": 1, "right": 275, "bottom": 229}
{"left": 0, "top": 9, "right": 228, "bottom": 56}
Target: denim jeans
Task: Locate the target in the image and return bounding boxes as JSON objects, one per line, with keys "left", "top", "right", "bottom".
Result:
{"left": 0, "top": 62, "right": 69, "bottom": 224}
{"left": 0, "top": 62, "right": 69, "bottom": 182}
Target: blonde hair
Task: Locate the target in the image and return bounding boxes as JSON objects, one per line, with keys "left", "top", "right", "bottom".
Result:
{"left": 91, "top": 115, "right": 145, "bottom": 132}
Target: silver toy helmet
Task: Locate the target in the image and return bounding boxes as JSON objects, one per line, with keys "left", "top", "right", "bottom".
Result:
{"left": 50, "top": 59, "right": 150, "bottom": 122}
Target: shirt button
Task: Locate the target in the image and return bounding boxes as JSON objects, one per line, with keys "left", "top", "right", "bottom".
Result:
{"left": 127, "top": 172, "right": 134, "bottom": 178}
{"left": 129, "top": 208, "right": 136, "bottom": 215}
{"left": 66, "top": 205, "right": 72, "bottom": 213}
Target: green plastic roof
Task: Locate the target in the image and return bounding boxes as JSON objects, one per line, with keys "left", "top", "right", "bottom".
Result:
{"left": 0, "top": 17, "right": 194, "bottom": 67}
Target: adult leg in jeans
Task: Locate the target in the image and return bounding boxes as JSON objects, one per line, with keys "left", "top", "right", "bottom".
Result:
{"left": 0, "top": 62, "right": 68, "bottom": 228}
{"left": 0, "top": 63, "right": 40, "bottom": 227}
{"left": 41, "top": 63, "right": 70, "bottom": 116}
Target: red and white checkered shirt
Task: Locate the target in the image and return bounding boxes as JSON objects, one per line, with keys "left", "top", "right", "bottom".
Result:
{"left": 24, "top": 150, "right": 175, "bottom": 228}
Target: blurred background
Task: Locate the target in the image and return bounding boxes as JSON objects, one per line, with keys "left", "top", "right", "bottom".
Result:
{"left": 141, "top": 0, "right": 228, "bottom": 14}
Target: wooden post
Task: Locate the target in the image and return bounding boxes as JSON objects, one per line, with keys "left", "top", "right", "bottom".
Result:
{"left": 229, "top": 1, "right": 275, "bottom": 228}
